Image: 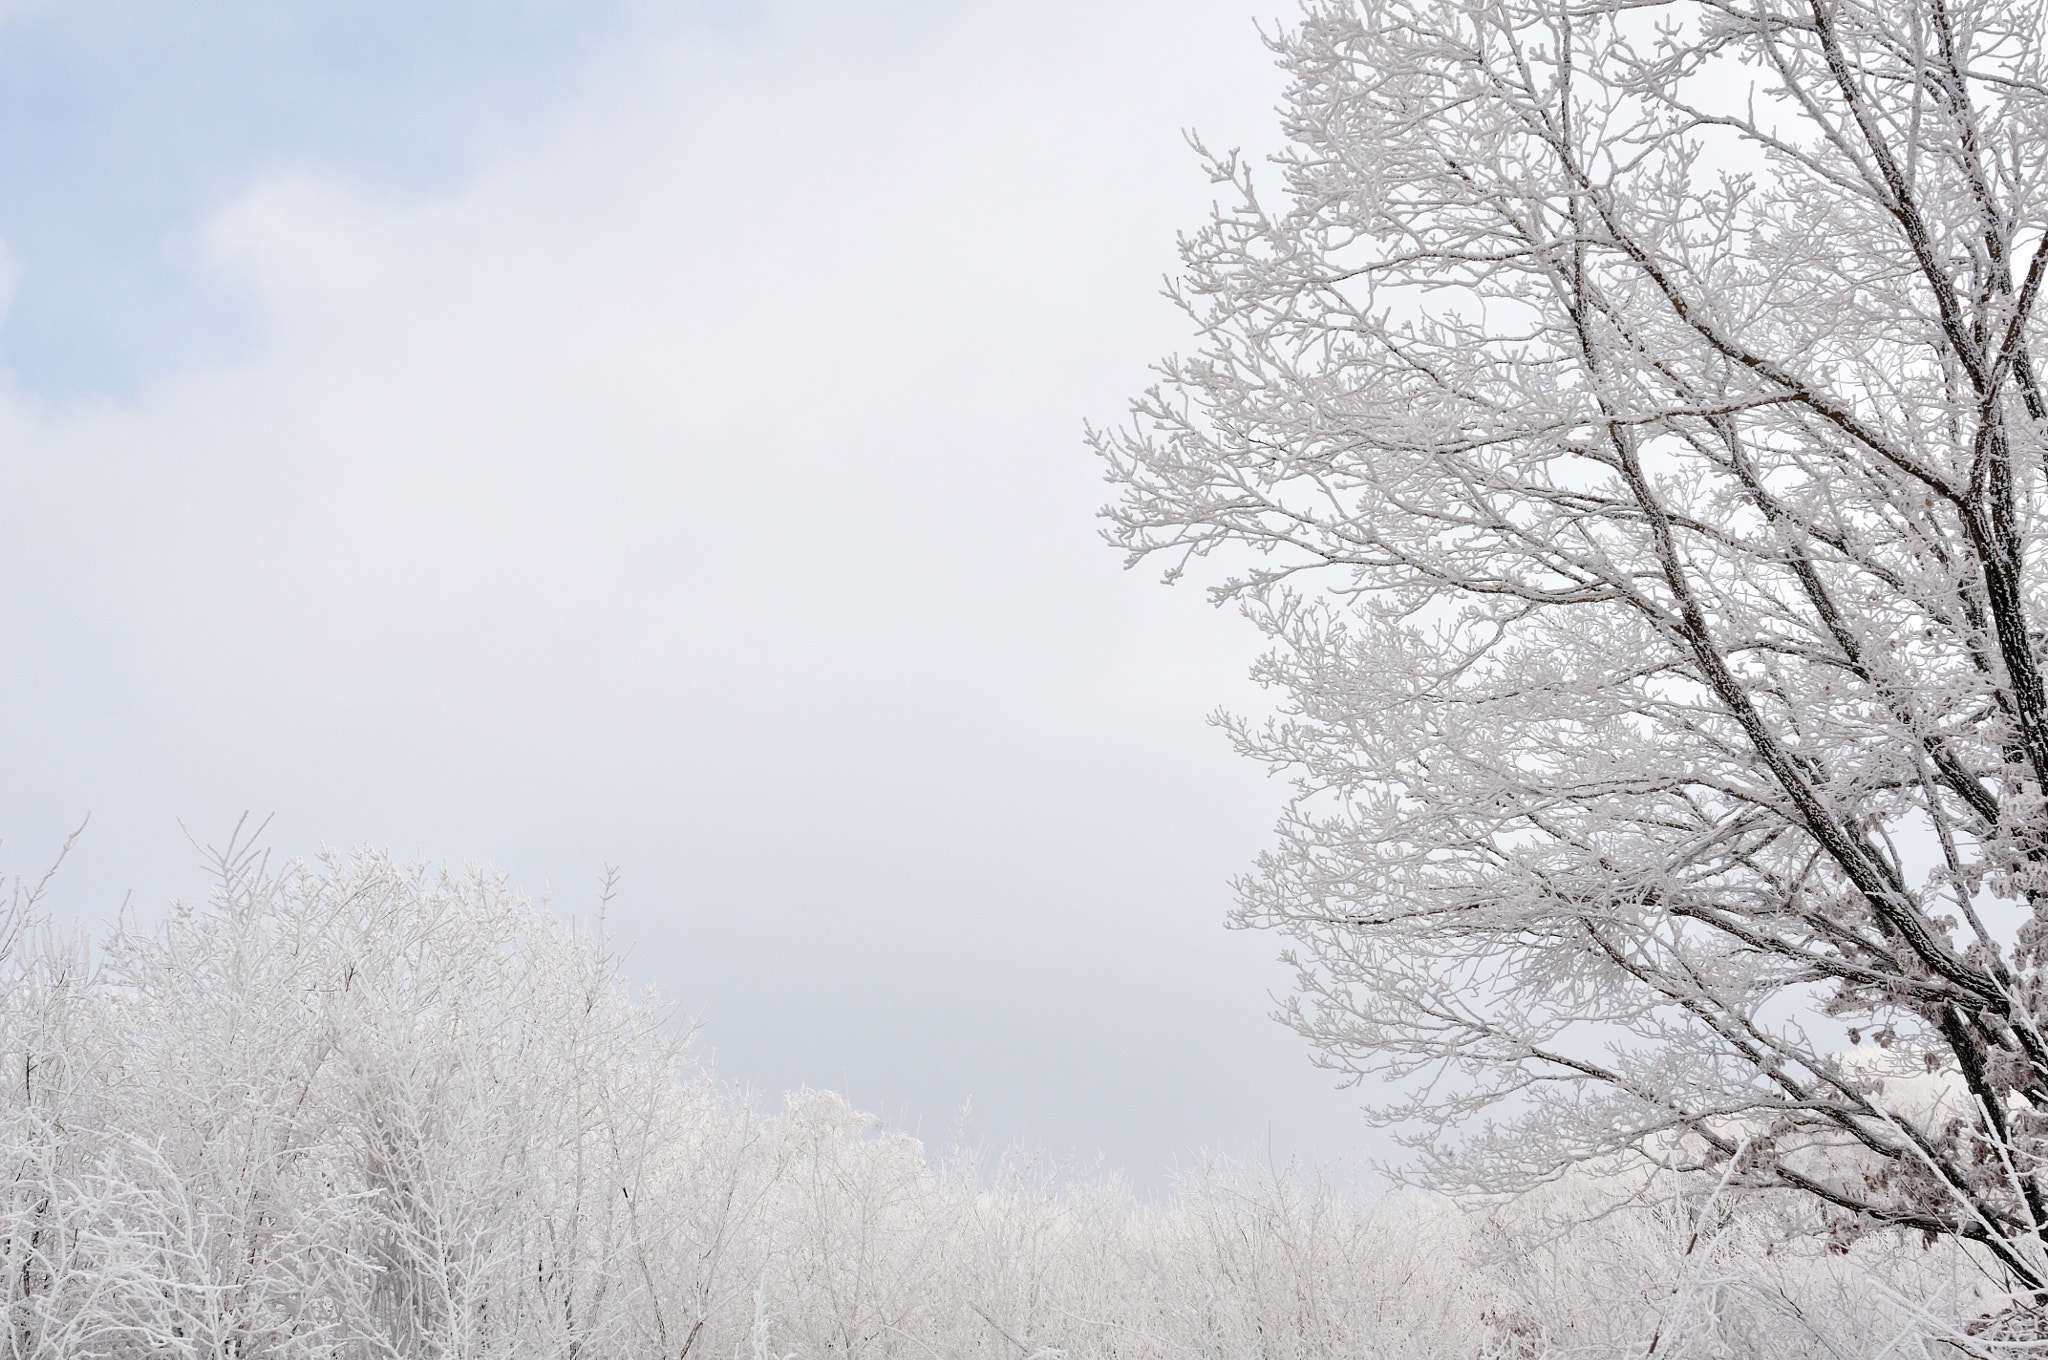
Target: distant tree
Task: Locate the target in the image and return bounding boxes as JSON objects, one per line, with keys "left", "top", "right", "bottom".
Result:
{"left": 0, "top": 826, "right": 2006, "bottom": 1353}
{"left": 1097, "top": 0, "right": 2048, "bottom": 1290}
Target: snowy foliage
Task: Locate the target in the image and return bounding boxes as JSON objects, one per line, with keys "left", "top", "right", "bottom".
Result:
{"left": 1095, "top": 0, "right": 2048, "bottom": 1292}
{"left": 0, "top": 842, "right": 2019, "bottom": 1357}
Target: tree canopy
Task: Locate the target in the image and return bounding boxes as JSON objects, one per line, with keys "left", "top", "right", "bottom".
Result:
{"left": 1098, "top": 0, "right": 2048, "bottom": 1287}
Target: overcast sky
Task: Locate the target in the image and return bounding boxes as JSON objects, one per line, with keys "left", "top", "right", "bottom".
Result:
{"left": 0, "top": 0, "right": 1387, "bottom": 1185}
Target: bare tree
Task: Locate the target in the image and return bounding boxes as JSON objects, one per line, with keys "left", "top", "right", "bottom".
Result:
{"left": 1096, "top": 0, "right": 2048, "bottom": 1292}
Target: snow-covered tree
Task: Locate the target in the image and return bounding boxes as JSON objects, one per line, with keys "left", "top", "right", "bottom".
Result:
{"left": 1096, "top": 0, "right": 2048, "bottom": 1290}
{"left": 0, "top": 828, "right": 2014, "bottom": 1354}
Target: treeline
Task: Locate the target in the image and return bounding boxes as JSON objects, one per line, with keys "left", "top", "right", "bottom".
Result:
{"left": 0, "top": 845, "right": 2008, "bottom": 1357}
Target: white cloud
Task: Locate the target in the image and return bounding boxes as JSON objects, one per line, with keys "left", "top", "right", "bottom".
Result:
{"left": 0, "top": 0, "right": 1378, "bottom": 1180}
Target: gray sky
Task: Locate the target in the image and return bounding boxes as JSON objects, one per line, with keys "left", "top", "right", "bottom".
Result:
{"left": 0, "top": 0, "right": 1387, "bottom": 1184}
